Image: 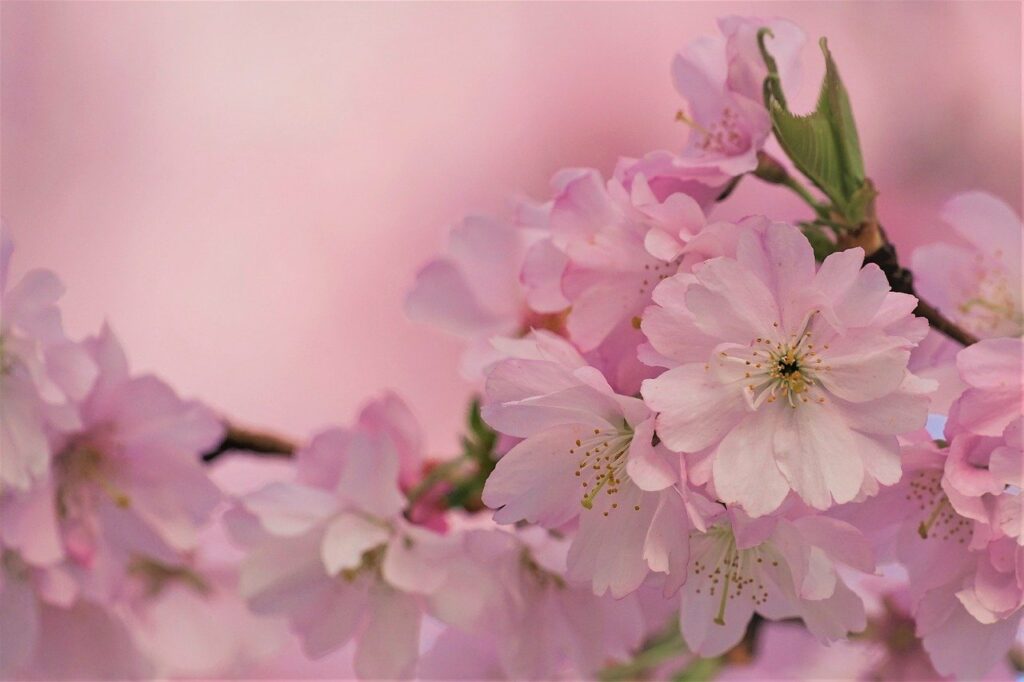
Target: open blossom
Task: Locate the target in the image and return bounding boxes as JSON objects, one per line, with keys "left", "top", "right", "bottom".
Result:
{"left": 912, "top": 192, "right": 1022, "bottom": 341}
{"left": 423, "top": 523, "right": 645, "bottom": 680}
{"left": 3, "top": 325, "right": 225, "bottom": 601}
{"left": 674, "top": 505, "right": 872, "bottom": 657}
{"left": 673, "top": 16, "right": 803, "bottom": 175}
{"left": 642, "top": 221, "right": 932, "bottom": 516}
{"left": 480, "top": 331, "right": 712, "bottom": 597}
{"left": 0, "top": 235, "right": 97, "bottom": 491}
{"left": 230, "top": 394, "right": 454, "bottom": 678}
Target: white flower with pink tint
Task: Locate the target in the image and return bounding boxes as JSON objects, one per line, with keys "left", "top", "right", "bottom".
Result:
{"left": 674, "top": 506, "right": 872, "bottom": 657}
{"left": 0, "top": 235, "right": 97, "bottom": 492}
{"left": 480, "top": 331, "right": 713, "bottom": 598}
{"left": 2, "top": 322, "right": 223, "bottom": 621}
{"left": 424, "top": 524, "right": 645, "bottom": 680}
{"left": 673, "top": 16, "right": 803, "bottom": 176}
{"left": 230, "top": 394, "right": 454, "bottom": 678}
{"left": 642, "top": 222, "right": 932, "bottom": 516}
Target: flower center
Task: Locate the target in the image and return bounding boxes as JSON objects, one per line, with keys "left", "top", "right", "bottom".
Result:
{"left": 54, "top": 440, "right": 131, "bottom": 515}
{"left": 679, "top": 106, "right": 750, "bottom": 156}
{"left": 690, "top": 528, "right": 775, "bottom": 625}
{"left": 955, "top": 259, "right": 1022, "bottom": 337}
{"left": 341, "top": 544, "right": 386, "bottom": 582}
{"left": 571, "top": 425, "right": 642, "bottom": 515}
{"left": 717, "top": 316, "right": 831, "bottom": 409}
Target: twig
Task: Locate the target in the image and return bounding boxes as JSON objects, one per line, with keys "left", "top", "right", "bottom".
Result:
{"left": 201, "top": 423, "right": 296, "bottom": 462}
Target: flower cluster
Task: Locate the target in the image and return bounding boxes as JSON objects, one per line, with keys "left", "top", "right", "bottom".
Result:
{"left": 2, "top": 12, "right": 1021, "bottom": 681}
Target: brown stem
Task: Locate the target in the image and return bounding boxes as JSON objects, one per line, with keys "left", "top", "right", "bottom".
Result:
{"left": 201, "top": 423, "right": 296, "bottom": 462}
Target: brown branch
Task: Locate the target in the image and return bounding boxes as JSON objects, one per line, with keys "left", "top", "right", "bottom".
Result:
{"left": 202, "top": 423, "right": 296, "bottom": 462}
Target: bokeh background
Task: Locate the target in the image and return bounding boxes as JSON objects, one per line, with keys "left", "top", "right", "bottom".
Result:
{"left": 3, "top": 1, "right": 1021, "bottom": 458}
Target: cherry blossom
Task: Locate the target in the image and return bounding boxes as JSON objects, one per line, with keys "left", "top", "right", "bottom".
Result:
{"left": 674, "top": 506, "right": 872, "bottom": 657}
{"left": 480, "top": 330, "right": 713, "bottom": 597}
{"left": 518, "top": 168, "right": 709, "bottom": 392}
{"left": 44, "top": 326, "right": 223, "bottom": 600}
{"left": 642, "top": 221, "right": 933, "bottom": 516}
{"left": 671, "top": 16, "right": 805, "bottom": 176}
{"left": 229, "top": 394, "right": 454, "bottom": 678}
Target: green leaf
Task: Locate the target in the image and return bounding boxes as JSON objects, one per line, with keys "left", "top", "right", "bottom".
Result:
{"left": 764, "top": 37, "right": 868, "bottom": 218}
{"left": 845, "top": 179, "right": 878, "bottom": 226}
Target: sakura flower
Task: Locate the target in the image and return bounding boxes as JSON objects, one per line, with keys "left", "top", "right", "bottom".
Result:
{"left": 674, "top": 506, "right": 872, "bottom": 657}
{"left": 0, "top": 235, "right": 97, "bottom": 491}
{"left": 671, "top": 16, "right": 805, "bottom": 176}
{"left": 519, "top": 168, "right": 710, "bottom": 393}
{"left": 912, "top": 192, "right": 1023, "bottom": 341}
{"left": 847, "top": 441, "right": 1023, "bottom": 679}
{"left": 230, "top": 394, "right": 453, "bottom": 678}
{"left": 0, "top": 323, "right": 221, "bottom": 609}
{"left": 480, "top": 330, "right": 713, "bottom": 597}
{"left": 424, "top": 524, "right": 645, "bottom": 680}
{"left": 31, "top": 325, "right": 224, "bottom": 601}
{"left": 642, "top": 222, "right": 932, "bottom": 516}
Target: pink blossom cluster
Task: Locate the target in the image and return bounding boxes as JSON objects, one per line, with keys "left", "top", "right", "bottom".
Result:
{"left": 2, "top": 14, "right": 1022, "bottom": 681}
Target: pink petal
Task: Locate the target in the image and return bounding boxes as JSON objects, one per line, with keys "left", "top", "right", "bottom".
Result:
{"left": 481, "top": 424, "right": 584, "bottom": 527}
{"left": 242, "top": 482, "right": 338, "bottom": 536}
{"left": 625, "top": 418, "right": 676, "bottom": 491}
{"left": 773, "top": 401, "right": 866, "bottom": 510}
{"left": 712, "top": 408, "right": 790, "bottom": 517}
{"left": 353, "top": 587, "right": 421, "bottom": 680}
{"left": 643, "top": 364, "right": 747, "bottom": 453}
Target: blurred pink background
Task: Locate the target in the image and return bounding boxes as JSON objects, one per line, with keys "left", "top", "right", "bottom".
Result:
{"left": 3, "top": 1, "right": 1021, "bottom": 455}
